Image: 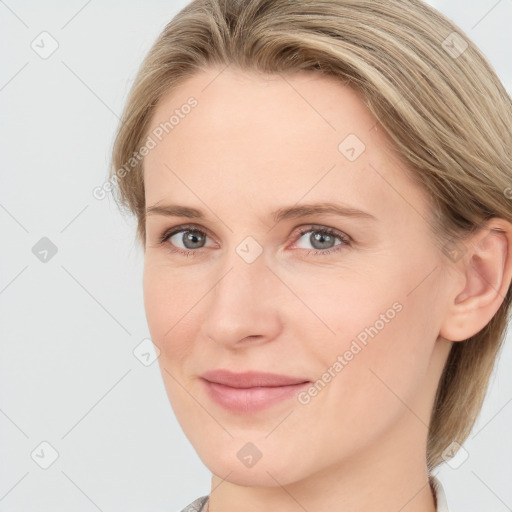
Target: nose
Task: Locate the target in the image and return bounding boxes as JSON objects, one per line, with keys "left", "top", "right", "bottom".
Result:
{"left": 200, "top": 252, "right": 282, "bottom": 349}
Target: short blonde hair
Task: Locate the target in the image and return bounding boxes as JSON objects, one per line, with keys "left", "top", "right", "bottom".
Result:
{"left": 109, "top": 0, "right": 512, "bottom": 470}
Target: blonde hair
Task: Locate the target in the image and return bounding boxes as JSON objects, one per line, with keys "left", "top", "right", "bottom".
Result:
{"left": 109, "top": 0, "right": 512, "bottom": 470}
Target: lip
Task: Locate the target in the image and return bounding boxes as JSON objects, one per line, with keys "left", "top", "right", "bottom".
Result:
{"left": 200, "top": 369, "right": 310, "bottom": 413}
{"left": 200, "top": 369, "right": 309, "bottom": 387}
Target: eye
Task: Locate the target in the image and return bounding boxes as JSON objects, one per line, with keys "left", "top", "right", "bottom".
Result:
{"left": 157, "top": 224, "right": 351, "bottom": 257}
{"left": 292, "top": 226, "right": 351, "bottom": 256}
{"left": 158, "top": 224, "right": 213, "bottom": 257}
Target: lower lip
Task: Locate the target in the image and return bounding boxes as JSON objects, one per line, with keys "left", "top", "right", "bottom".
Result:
{"left": 201, "top": 379, "right": 310, "bottom": 413}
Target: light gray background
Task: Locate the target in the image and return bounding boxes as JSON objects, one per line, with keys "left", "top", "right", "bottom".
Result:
{"left": 1, "top": 1, "right": 511, "bottom": 511}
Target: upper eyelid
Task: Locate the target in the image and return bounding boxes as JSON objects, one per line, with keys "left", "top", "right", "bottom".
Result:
{"left": 162, "top": 223, "right": 216, "bottom": 242}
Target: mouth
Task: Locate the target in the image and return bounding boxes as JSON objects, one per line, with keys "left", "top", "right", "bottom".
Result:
{"left": 199, "top": 369, "right": 310, "bottom": 413}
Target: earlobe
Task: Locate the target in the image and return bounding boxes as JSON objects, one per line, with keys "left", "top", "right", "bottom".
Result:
{"left": 439, "top": 219, "right": 512, "bottom": 342}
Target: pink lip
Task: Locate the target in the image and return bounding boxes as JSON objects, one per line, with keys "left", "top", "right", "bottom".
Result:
{"left": 200, "top": 369, "right": 310, "bottom": 413}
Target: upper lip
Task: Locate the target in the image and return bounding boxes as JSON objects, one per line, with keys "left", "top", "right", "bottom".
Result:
{"left": 200, "top": 369, "right": 310, "bottom": 388}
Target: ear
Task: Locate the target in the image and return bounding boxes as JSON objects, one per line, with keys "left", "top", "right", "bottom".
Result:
{"left": 439, "top": 218, "right": 512, "bottom": 342}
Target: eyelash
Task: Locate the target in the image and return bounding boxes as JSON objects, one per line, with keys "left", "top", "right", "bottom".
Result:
{"left": 157, "top": 223, "right": 351, "bottom": 258}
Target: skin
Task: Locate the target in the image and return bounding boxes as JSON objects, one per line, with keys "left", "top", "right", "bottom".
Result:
{"left": 142, "top": 66, "right": 512, "bottom": 512}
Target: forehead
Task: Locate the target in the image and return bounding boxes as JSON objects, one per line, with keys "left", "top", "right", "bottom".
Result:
{"left": 143, "top": 67, "right": 429, "bottom": 227}
{"left": 147, "top": 67, "right": 383, "bottom": 152}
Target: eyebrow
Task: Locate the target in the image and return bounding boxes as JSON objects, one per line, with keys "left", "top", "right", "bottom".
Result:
{"left": 145, "top": 202, "right": 376, "bottom": 224}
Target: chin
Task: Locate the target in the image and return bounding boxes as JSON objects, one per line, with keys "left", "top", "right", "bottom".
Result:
{"left": 197, "top": 435, "right": 311, "bottom": 488}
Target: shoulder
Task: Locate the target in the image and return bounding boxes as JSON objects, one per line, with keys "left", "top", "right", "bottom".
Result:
{"left": 175, "top": 481, "right": 450, "bottom": 512}
{"left": 177, "top": 495, "right": 209, "bottom": 512}
{"left": 429, "top": 474, "right": 451, "bottom": 512}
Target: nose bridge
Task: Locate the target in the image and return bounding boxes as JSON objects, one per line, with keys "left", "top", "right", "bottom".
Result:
{"left": 200, "top": 244, "right": 281, "bottom": 347}
{"left": 215, "top": 234, "right": 273, "bottom": 303}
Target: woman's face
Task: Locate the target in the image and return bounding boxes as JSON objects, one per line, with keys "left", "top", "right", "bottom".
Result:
{"left": 142, "top": 67, "right": 454, "bottom": 487}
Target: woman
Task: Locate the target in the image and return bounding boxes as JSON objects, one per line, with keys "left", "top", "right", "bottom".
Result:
{"left": 109, "top": 0, "right": 512, "bottom": 510}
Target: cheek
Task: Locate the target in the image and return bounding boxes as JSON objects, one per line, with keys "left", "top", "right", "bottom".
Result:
{"left": 301, "top": 270, "right": 436, "bottom": 421}
{"left": 142, "top": 263, "right": 196, "bottom": 364}
{"left": 324, "top": 291, "right": 435, "bottom": 430}
{"left": 143, "top": 261, "right": 194, "bottom": 330}
{"left": 143, "top": 265, "right": 201, "bottom": 423}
